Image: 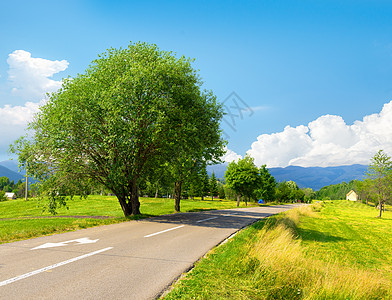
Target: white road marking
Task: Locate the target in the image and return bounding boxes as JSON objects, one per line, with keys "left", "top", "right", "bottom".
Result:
{"left": 144, "top": 225, "right": 185, "bottom": 238}
{"left": 31, "top": 237, "right": 99, "bottom": 250}
{"left": 196, "top": 216, "right": 218, "bottom": 223}
{"left": 0, "top": 247, "right": 113, "bottom": 287}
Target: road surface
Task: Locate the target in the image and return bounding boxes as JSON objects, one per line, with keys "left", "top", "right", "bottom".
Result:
{"left": 0, "top": 204, "right": 301, "bottom": 299}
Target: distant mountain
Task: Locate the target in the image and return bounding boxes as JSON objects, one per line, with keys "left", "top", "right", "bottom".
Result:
{"left": 0, "top": 159, "right": 369, "bottom": 191}
{"left": 206, "top": 164, "right": 227, "bottom": 179}
{"left": 268, "top": 164, "right": 368, "bottom": 190}
{"left": 207, "top": 163, "right": 368, "bottom": 191}
{"left": 0, "top": 165, "right": 24, "bottom": 183}
{"left": 0, "top": 160, "right": 22, "bottom": 174}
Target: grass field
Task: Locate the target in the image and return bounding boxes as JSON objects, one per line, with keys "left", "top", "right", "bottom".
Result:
{"left": 164, "top": 201, "right": 392, "bottom": 299}
{"left": 0, "top": 195, "right": 256, "bottom": 244}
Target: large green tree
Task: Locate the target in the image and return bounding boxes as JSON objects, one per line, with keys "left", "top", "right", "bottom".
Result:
{"left": 168, "top": 87, "right": 225, "bottom": 211}
{"left": 12, "top": 42, "right": 225, "bottom": 217}
{"left": 225, "top": 155, "right": 260, "bottom": 206}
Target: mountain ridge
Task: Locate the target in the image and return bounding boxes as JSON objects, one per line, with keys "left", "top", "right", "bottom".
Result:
{"left": 207, "top": 163, "right": 368, "bottom": 190}
{"left": 0, "top": 163, "right": 24, "bottom": 183}
{"left": 0, "top": 160, "right": 368, "bottom": 191}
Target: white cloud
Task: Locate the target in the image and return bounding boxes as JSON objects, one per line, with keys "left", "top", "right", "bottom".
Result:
{"left": 221, "top": 147, "right": 243, "bottom": 163}
{"left": 249, "top": 105, "right": 269, "bottom": 112}
{"left": 0, "top": 101, "right": 41, "bottom": 160}
{"left": 7, "top": 50, "right": 68, "bottom": 100}
{"left": 0, "top": 101, "right": 40, "bottom": 126}
{"left": 247, "top": 101, "right": 392, "bottom": 167}
{"left": 0, "top": 50, "right": 68, "bottom": 160}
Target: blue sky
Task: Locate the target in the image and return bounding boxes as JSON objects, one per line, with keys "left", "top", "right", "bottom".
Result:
{"left": 1, "top": 0, "right": 392, "bottom": 166}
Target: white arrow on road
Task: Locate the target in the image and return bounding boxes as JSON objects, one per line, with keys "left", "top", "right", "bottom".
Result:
{"left": 31, "top": 237, "right": 99, "bottom": 250}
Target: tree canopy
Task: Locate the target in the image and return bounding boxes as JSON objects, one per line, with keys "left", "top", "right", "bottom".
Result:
{"left": 366, "top": 150, "right": 392, "bottom": 217}
{"left": 12, "top": 42, "right": 225, "bottom": 216}
{"left": 225, "top": 155, "right": 260, "bottom": 206}
{"left": 256, "top": 165, "right": 276, "bottom": 202}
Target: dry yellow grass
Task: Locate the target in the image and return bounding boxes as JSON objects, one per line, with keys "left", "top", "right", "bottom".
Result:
{"left": 249, "top": 204, "right": 390, "bottom": 299}
{"left": 165, "top": 202, "right": 392, "bottom": 299}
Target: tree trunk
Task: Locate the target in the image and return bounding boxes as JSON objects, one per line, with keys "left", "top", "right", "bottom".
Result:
{"left": 378, "top": 200, "right": 382, "bottom": 218}
{"left": 117, "top": 193, "right": 132, "bottom": 217}
{"left": 174, "top": 180, "right": 182, "bottom": 212}
{"left": 201, "top": 195, "right": 204, "bottom": 201}
{"left": 155, "top": 186, "right": 158, "bottom": 198}
{"left": 245, "top": 196, "right": 248, "bottom": 206}
{"left": 130, "top": 179, "right": 141, "bottom": 215}
{"left": 236, "top": 195, "right": 240, "bottom": 207}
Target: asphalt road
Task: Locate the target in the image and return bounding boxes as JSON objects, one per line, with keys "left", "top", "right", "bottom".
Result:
{"left": 0, "top": 204, "right": 301, "bottom": 299}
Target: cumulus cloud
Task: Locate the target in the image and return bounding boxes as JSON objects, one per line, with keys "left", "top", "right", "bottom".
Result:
{"left": 0, "top": 50, "right": 68, "bottom": 160}
{"left": 221, "top": 147, "right": 243, "bottom": 163}
{"left": 0, "top": 101, "right": 40, "bottom": 126}
{"left": 7, "top": 50, "right": 68, "bottom": 99}
{"left": 0, "top": 101, "right": 41, "bottom": 160}
{"left": 247, "top": 101, "right": 392, "bottom": 167}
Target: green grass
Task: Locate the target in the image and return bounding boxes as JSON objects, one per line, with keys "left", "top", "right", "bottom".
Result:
{"left": 164, "top": 201, "right": 392, "bottom": 299}
{"left": 0, "top": 195, "right": 256, "bottom": 244}
{"left": 298, "top": 201, "right": 392, "bottom": 276}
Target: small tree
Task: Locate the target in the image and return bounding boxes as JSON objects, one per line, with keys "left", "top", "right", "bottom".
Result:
{"left": 256, "top": 165, "right": 276, "bottom": 202}
{"left": 218, "top": 185, "right": 226, "bottom": 199}
{"left": 366, "top": 150, "right": 392, "bottom": 218}
{"left": 225, "top": 155, "right": 260, "bottom": 206}
{"left": 0, "top": 190, "right": 6, "bottom": 202}
{"left": 209, "top": 172, "right": 219, "bottom": 200}
{"left": 303, "top": 188, "right": 316, "bottom": 203}
{"left": 200, "top": 169, "right": 210, "bottom": 201}
{"left": 275, "top": 181, "right": 291, "bottom": 203}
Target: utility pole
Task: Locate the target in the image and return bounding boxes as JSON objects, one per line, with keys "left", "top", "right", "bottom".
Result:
{"left": 25, "top": 169, "right": 28, "bottom": 201}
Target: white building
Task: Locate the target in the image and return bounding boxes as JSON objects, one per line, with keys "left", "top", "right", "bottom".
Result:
{"left": 5, "top": 192, "right": 16, "bottom": 199}
{"left": 346, "top": 190, "right": 358, "bottom": 201}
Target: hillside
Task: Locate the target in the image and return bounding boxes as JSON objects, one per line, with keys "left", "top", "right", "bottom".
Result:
{"left": 207, "top": 164, "right": 368, "bottom": 190}
{"left": 0, "top": 160, "right": 22, "bottom": 173}
{"left": 0, "top": 165, "right": 24, "bottom": 183}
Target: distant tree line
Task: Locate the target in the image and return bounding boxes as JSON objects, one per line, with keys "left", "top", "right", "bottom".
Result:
{"left": 223, "top": 155, "right": 316, "bottom": 206}
{"left": 316, "top": 150, "right": 392, "bottom": 218}
{"left": 0, "top": 177, "right": 26, "bottom": 201}
{"left": 316, "top": 180, "right": 359, "bottom": 200}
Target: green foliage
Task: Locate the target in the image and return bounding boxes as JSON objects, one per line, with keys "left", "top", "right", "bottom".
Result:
{"left": 275, "top": 181, "right": 291, "bottom": 202}
{"left": 303, "top": 188, "right": 316, "bottom": 203}
{"left": 274, "top": 180, "right": 307, "bottom": 203}
{"left": 12, "top": 42, "right": 225, "bottom": 217}
{"left": 316, "top": 180, "right": 359, "bottom": 200}
{"left": 366, "top": 149, "right": 392, "bottom": 217}
{"left": 225, "top": 155, "right": 261, "bottom": 206}
{"left": 0, "top": 177, "right": 25, "bottom": 198}
{"left": 209, "top": 172, "right": 219, "bottom": 199}
{"left": 218, "top": 184, "right": 226, "bottom": 199}
{"left": 255, "top": 165, "right": 276, "bottom": 202}
{"left": 0, "top": 190, "right": 6, "bottom": 202}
